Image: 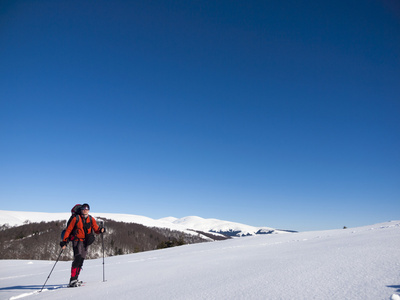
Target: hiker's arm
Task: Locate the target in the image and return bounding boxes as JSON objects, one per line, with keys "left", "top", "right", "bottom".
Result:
{"left": 92, "top": 218, "right": 105, "bottom": 234}
{"left": 63, "top": 217, "right": 77, "bottom": 242}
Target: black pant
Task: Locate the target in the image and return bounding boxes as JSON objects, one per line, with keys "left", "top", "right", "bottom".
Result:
{"left": 70, "top": 240, "right": 88, "bottom": 280}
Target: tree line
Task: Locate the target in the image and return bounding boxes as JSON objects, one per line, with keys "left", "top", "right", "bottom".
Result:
{"left": 0, "top": 218, "right": 226, "bottom": 261}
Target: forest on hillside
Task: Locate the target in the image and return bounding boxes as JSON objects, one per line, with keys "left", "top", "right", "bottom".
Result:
{"left": 0, "top": 218, "right": 227, "bottom": 261}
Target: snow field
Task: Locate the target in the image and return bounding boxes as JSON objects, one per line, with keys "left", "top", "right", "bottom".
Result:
{"left": 1, "top": 221, "right": 399, "bottom": 299}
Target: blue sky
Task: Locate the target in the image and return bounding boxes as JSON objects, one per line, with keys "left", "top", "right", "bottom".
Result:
{"left": 1, "top": 1, "right": 399, "bottom": 231}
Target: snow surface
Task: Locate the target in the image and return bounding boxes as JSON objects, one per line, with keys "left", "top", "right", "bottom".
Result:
{"left": 0, "top": 210, "right": 282, "bottom": 237}
{"left": 1, "top": 220, "right": 400, "bottom": 299}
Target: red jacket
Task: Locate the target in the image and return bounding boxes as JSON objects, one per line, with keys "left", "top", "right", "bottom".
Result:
{"left": 63, "top": 214, "right": 101, "bottom": 242}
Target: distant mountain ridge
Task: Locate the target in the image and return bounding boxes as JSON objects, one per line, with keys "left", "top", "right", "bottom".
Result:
{"left": 0, "top": 210, "right": 292, "bottom": 237}
{"left": 159, "top": 216, "right": 289, "bottom": 236}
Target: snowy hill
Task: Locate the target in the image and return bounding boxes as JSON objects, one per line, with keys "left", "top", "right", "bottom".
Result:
{"left": 1, "top": 220, "right": 399, "bottom": 299}
{"left": 0, "top": 210, "right": 286, "bottom": 237}
{"left": 161, "top": 215, "right": 286, "bottom": 236}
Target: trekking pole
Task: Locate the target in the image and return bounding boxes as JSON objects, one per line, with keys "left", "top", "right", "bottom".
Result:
{"left": 101, "top": 221, "right": 106, "bottom": 282}
{"left": 40, "top": 248, "right": 63, "bottom": 292}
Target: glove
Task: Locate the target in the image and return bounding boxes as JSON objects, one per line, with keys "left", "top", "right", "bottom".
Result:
{"left": 100, "top": 227, "right": 106, "bottom": 233}
{"left": 60, "top": 241, "right": 67, "bottom": 248}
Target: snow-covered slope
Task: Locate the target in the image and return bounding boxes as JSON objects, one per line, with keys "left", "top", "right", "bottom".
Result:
{"left": 0, "top": 210, "right": 285, "bottom": 237}
{"left": 160, "top": 215, "right": 285, "bottom": 236}
{"left": 1, "top": 221, "right": 400, "bottom": 299}
{"left": 0, "top": 210, "right": 170, "bottom": 228}
{"left": 0, "top": 210, "right": 209, "bottom": 239}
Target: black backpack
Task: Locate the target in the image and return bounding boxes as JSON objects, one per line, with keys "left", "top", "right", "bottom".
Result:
{"left": 61, "top": 204, "right": 94, "bottom": 245}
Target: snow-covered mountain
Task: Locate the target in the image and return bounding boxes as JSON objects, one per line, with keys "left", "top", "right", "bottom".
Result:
{"left": 1, "top": 220, "right": 399, "bottom": 299}
{"left": 0, "top": 210, "right": 288, "bottom": 238}
{"left": 159, "top": 215, "right": 289, "bottom": 236}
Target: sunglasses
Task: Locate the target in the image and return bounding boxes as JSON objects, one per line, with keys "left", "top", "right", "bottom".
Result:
{"left": 81, "top": 207, "right": 89, "bottom": 210}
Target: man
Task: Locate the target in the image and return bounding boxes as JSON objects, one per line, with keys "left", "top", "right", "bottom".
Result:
{"left": 60, "top": 203, "right": 105, "bottom": 287}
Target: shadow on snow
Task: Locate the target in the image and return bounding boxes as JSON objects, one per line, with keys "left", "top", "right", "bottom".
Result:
{"left": 387, "top": 285, "right": 400, "bottom": 293}
{"left": 0, "top": 284, "right": 64, "bottom": 291}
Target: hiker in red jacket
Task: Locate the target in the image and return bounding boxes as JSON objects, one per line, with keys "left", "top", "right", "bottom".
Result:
{"left": 60, "top": 203, "right": 105, "bottom": 287}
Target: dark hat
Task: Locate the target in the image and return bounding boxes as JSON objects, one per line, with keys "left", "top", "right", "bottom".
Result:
{"left": 81, "top": 203, "right": 90, "bottom": 210}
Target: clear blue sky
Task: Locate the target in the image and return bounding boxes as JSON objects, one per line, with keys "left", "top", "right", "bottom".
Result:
{"left": 1, "top": 1, "right": 399, "bottom": 231}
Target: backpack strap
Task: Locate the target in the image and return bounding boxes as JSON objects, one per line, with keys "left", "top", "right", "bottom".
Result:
{"left": 81, "top": 215, "right": 93, "bottom": 236}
